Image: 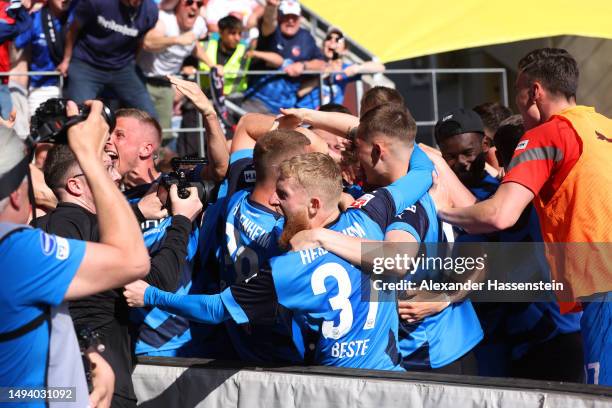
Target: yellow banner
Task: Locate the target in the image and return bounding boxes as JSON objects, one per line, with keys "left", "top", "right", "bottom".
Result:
{"left": 302, "top": 0, "right": 612, "bottom": 62}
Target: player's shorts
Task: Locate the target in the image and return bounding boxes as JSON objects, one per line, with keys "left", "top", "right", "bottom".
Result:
{"left": 581, "top": 292, "right": 612, "bottom": 385}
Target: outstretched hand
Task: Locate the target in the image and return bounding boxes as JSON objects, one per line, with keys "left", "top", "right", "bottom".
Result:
{"left": 123, "top": 280, "right": 150, "bottom": 308}
{"left": 167, "top": 75, "right": 215, "bottom": 116}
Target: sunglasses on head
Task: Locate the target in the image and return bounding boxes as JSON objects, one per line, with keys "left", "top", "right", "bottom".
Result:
{"left": 185, "top": 0, "right": 204, "bottom": 7}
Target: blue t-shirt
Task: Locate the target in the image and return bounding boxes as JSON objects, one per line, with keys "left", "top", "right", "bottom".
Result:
{"left": 14, "top": 6, "right": 74, "bottom": 88}
{"left": 296, "top": 62, "right": 359, "bottom": 110}
{"left": 0, "top": 227, "right": 85, "bottom": 392}
{"left": 386, "top": 196, "right": 484, "bottom": 369}
{"left": 72, "top": 0, "right": 158, "bottom": 69}
{"left": 245, "top": 28, "right": 323, "bottom": 113}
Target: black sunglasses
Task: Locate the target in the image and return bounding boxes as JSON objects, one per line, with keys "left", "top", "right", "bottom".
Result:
{"left": 185, "top": 0, "right": 204, "bottom": 7}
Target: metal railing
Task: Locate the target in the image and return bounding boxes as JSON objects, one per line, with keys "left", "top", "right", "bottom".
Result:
{"left": 1, "top": 67, "right": 508, "bottom": 154}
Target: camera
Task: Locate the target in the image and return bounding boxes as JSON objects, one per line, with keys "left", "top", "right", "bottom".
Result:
{"left": 159, "top": 157, "right": 216, "bottom": 208}
{"left": 30, "top": 98, "right": 116, "bottom": 144}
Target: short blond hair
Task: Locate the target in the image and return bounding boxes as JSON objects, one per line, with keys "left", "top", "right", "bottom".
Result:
{"left": 279, "top": 152, "right": 342, "bottom": 209}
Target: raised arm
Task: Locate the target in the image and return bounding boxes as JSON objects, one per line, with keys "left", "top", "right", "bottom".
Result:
{"left": 65, "top": 101, "right": 149, "bottom": 300}
{"left": 168, "top": 76, "right": 229, "bottom": 181}
{"left": 279, "top": 108, "right": 359, "bottom": 136}
{"left": 384, "top": 144, "right": 434, "bottom": 213}
{"left": 230, "top": 112, "right": 276, "bottom": 152}
{"left": 142, "top": 19, "right": 196, "bottom": 53}
{"left": 261, "top": 0, "right": 280, "bottom": 37}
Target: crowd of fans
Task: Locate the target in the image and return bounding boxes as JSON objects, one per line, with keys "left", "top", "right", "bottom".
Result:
{"left": 0, "top": 1, "right": 611, "bottom": 408}
{"left": 1, "top": 0, "right": 384, "bottom": 145}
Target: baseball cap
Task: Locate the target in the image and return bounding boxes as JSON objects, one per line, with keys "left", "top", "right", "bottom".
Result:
{"left": 434, "top": 108, "right": 484, "bottom": 141}
{"left": 279, "top": 0, "right": 301, "bottom": 16}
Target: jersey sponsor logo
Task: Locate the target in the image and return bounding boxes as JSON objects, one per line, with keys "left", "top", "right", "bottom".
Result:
{"left": 244, "top": 170, "right": 256, "bottom": 183}
{"left": 291, "top": 46, "right": 301, "bottom": 58}
{"left": 96, "top": 15, "right": 138, "bottom": 37}
{"left": 40, "top": 232, "right": 57, "bottom": 256}
{"left": 348, "top": 193, "right": 375, "bottom": 209}
{"left": 516, "top": 140, "right": 529, "bottom": 150}
{"left": 55, "top": 236, "right": 70, "bottom": 260}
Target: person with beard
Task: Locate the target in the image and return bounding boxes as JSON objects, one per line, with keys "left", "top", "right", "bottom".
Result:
{"left": 215, "top": 129, "right": 311, "bottom": 364}
{"left": 287, "top": 106, "right": 484, "bottom": 374}
{"left": 125, "top": 151, "right": 434, "bottom": 370}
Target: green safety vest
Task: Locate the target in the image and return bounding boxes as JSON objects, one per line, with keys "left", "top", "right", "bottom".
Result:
{"left": 199, "top": 36, "right": 250, "bottom": 95}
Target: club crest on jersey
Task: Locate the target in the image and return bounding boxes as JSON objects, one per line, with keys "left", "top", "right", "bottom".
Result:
{"left": 516, "top": 140, "right": 529, "bottom": 150}
{"left": 40, "top": 232, "right": 57, "bottom": 256}
{"left": 55, "top": 237, "right": 70, "bottom": 260}
{"left": 291, "top": 46, "right": 301, "bottom": 57}
{"left": 349, "top": 193, "right": 375, "bottom": 209}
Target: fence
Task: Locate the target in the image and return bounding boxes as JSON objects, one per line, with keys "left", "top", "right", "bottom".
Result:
{"left": 1, "top": 67, "right": 508, "bottom": 154}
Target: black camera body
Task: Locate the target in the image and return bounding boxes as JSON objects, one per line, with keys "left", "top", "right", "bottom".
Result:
{"left": 30, "top": 98, "right": 116, "bottom": 144}
{"left": 160, "top": 157, "right": 216, "bottom": 208}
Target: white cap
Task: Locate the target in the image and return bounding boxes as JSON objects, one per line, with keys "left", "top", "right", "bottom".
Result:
{"left": 279, "top": 0, "right": 301, "bottom": 16}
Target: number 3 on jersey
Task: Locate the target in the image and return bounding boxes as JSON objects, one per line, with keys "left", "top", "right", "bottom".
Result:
{"left": 311, "top": 263, "right": 378, "bottom": 340}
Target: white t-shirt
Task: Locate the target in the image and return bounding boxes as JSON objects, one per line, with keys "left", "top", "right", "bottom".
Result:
{"left": 138, "top": 11, "right": 207, "bottom": 77}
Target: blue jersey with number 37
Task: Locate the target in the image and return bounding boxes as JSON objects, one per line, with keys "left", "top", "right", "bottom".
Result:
{"left": 221, "top": 210, "right": 402, "bottom": 370}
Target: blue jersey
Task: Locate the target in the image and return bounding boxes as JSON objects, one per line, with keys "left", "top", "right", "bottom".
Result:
{"left": 127, "top": 197, "right": 201, "bottom": 356}
{"left": 221, "top": 209, "right": 402, "bottom": 370}
{"left": 220, "top": 189, "right": 303, "bottom": 363}
{"left": 386, "top": 195, "right": 484, "bottom": 369}
{"left": 216, "top": 149, "right": 255, "bottom": 201}
{"left": 0, "top": 226, "right": 85, "bottom": 395}
{"left": 144, "top": 152, "right": 433, "bottom": 367}
{"left": 14, "top": 6, "right": 75, "bottom": 88}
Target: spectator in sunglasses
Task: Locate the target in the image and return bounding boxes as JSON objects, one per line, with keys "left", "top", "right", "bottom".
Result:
{"left": 296, "top": 27, "right": 384, "bottom": 110}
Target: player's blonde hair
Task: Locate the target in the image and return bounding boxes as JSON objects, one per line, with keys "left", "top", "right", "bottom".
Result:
{"left": 279, "top": 152, "right": 342, "bottom": 209}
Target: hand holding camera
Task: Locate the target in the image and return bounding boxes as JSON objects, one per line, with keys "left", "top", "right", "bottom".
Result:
{"left": 168, "top": 184, "right": 203, "bottom": 222}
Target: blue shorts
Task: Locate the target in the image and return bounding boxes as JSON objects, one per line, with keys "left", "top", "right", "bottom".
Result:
{"left": 581, "top": 292, "right": 612, "bottom": 385}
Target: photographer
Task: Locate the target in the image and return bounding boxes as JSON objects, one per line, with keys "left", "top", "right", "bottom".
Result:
{"left": 104, "top": 76, "right": 229, "bottom": 357}
{"left": 35, "top": 143, "right": 203, "bottom": 407}
{"left": 0, "top": 101, "right": 149, "bottom": 407}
